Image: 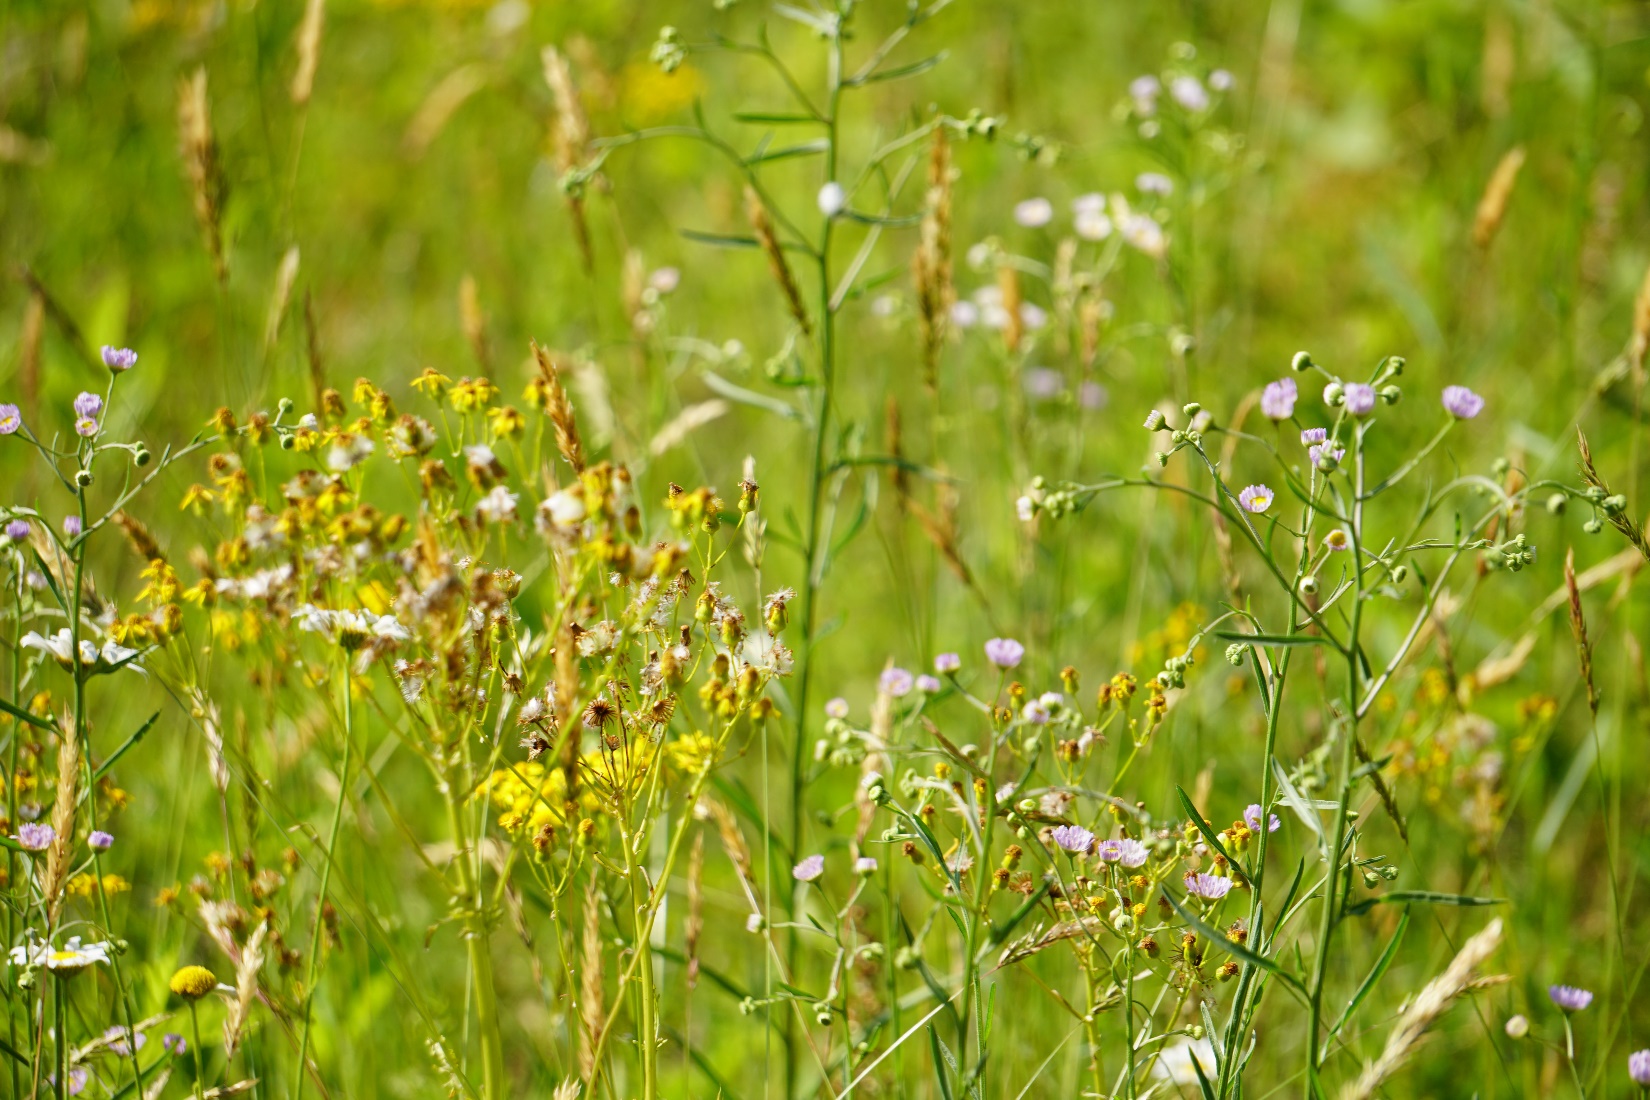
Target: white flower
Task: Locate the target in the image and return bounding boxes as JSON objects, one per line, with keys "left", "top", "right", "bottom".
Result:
{"left": 1075, "top": 209, "right": 1113, "bottom": 241}
{"left": 1152, "top": 1037, "right": 1217, "bottom": 1085}
{"left": 368, "top": 614, "right": 411, "bottom": 642}
{"left": 540, "top": 488, "right": 586, "bottom": 530}
{"left": 22, "top": 629, "right": 77, "bottom": 666}
{"left": 464, "top": 444, "right": 498, "bottom": 468}
{"left": 1121, "top": 214, "right": 1167, "bottom": 259}
{"left": 1014, "top": 197, "right": 1054, "bottom": 228}
{"left": 477, "top": 485, "right": 519, "bottom": 523}
{"left": 817, "top": 181, "right": 847, "bottom": 217}
{"left": 1016, "top": 496, "right": 1035, "bottom": 522}
{"left": 10, "top": 934, "right": 113, "bottom": 973}
{"left": 648, "top": 267, "right": 680, "bottom": 294}
{"left": 326, "top": 435, "right": 374, "bottom": 472}
{"left": 294, "top": 604, "right": 337, "bottom": 633}
{"left": 1169, "top": 75, "right": 1209, "bottom": 111}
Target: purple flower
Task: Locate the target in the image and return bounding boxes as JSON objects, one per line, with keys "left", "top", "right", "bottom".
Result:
{"left": 102, "top": 346, "right": 139, "bottom": 372}
{"left": 1079, "top": 381, "right": 1107, "bottom": 410}
{"left": 1238, "top": 484, "right": 1274, "bottom": 513}
{"left": 16, "top": 822, "right": 54, "bottom": 851}
{"left": 1301, "top": 427, "right": 1327, "bottom": 445}
{"left": 162, "top": 1033, "right": 187, "bottom": 1055}
{"left": 1185, "top": 872, "right": 1234, "bottom": 900}
{"left": 4, "top": 519, "right": 27, "bottom": 541}
{"left": 1549, "top": 985, "right": 1593, "bottom": 1013}
{"left": 1169, "top": 75, "right": 1209, "bottom": 111}
{"left": 1051, "top": 824, "right": 1095, "bottom": 854}
{"left": 934, "top": 652, "right": 961, "bottom": 674}
{"left": 1309, "top": 443, "right": 1345, "bottom": 469}
{"left": 74, "top": 392, "right": 104, "bottom": 419}
{"left": 915, "top": 674, "right": 942, "bottom": 694}
{"left": 880, "top": 667, "right": 914, "bottom": 697}
{"left": 74, "top": 417, "right": 99, "bottom": 438}
{"left": 984, "top": 638, "right": 1025, "bottom": 669}
{"left": 48, "top": 1068, "right": 87, "bottom": 1096}
{"left": 88, "top": 830, "right": 114, "bottom": 851}
{"left": 1442, "top": 385, "right": 1484, "bottom": 420}
{"left": 793, "top": 854, "right": 825, "bottom": 882}
{"left": 1629, "top": 1049, "right": 1650, "bottom": 1086}
{"left": 1243, "top": 805, "right": 1280, "bottom": 833}
{"left": 1343, "top": 383, "right": 1376, "bottom": 416}
{"left": 63, "top": 516, "right": 82, "bottom": 538}
{"left": 1021, "top": 699, "right": 1052, "bottom": 724}
{"left": 1098, "top": 838, "right": 1150, "bottom": 867}
{"left": 854, "top": 856, "right": 878, "bottom": 875}
{"left": 1261, "top": 378, "right": 1297, "bottom": 420}
{"left": 0, "top": 404, "right": 19, "bottom": 435}
{"left": 103, "top": 1024, "right": 146, "bottom": 1055}
{"left": 1136, "top": 172, "right": 1173, "bottom": 196}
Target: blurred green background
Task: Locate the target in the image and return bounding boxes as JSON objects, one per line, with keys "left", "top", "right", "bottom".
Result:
{"left": 3, "top": 0, "right": 1649, "bottom": 1096}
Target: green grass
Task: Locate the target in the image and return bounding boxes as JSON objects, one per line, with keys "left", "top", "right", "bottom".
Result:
{"left": 1, "top": 1, "right": 1648, "bottom": 1098}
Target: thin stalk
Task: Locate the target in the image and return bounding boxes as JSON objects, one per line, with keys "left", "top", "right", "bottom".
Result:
{"left": 442, "top": 758, "right": 505, "bottom": 1100}
{"left": 294, "top": 657, "right": 358, "bottom": 1100}
{"left": 189, "top": 999, "right": 208, "bottom": 1100}
{"left": 626, "top": 826, "right": 659, "bottom": 1100}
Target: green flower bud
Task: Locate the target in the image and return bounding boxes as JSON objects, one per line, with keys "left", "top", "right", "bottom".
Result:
{"left": 1291, "top": 351, "right": 1313, "bottom": 373}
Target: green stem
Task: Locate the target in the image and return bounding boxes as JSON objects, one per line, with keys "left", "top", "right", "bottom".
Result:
{"left": 442, "top": 760, "right": 505, "bottom": 1100}
{"left": 189, "top": 1000, "right": 208, "bottom": 1100}
{"left": 627, "top": 829, "right": 659, "bottom": 1100}
{"left": 294, "top": 658, "right": 357, "bottom": 1100}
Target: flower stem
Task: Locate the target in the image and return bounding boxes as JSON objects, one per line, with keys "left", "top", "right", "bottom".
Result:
{"left": 189, "top": 1000, "right": 207, "bottom": 1100}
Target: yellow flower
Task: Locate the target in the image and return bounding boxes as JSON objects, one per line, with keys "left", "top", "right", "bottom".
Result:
{"left": 666, "top": 731, "right": 718, "bottom": 777}
{"left": 179, "top": 484, "right": 217, "bottom": 515}
{"left": 169, "top": 965, "right": 218, "bottom": 1000}
{"left": 411, "top": 368, "right": 452, "bottom": 398}
{"left": 488, "top": 405, "right": 526, "bottom": 439}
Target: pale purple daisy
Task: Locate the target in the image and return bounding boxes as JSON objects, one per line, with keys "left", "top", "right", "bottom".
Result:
{"left": 17, "top": 822, "right": 54, "bottom": 851}
{"left": 1343, "top": 383, "right": 1376, "bottom": 416}
{"left": 75, "top": 417, "right": 99, "bottom": 438}
{"left": 102, "top": 346, "right": 139, "bottom": 372}
{"left": 1238, "top": 484, "right": 1274, "bottom": 513}
{"left": 1136, "top": 172, "right": 1173, "bottom": 196}
{"left": 1129, "top": 75, "right": 1161, "bottom": 113}
{"left": 88, "top": 830, "right": 114, "bottom": 851}
{"left": 1185, "top": 872, "right": 1234, "bottom": 900}
{"left": 793, "top": 854, "right": 825, "bottom": 882}
{"left": 915, "top": 674, "right": 942, "bottom": 694}
{"left": 1169, "top": 75, "right": 1209, "bottom": 111}
{"left": 1014, "top": 197, "right": 1054, "bottom": 228}
{"left": 1243, "top": 805, "right": 1280, "bottom": 833}
{"left": 1051, "top": 824, "right": 1095, "bottom": 854}
{"left": 74, "top": 393, "right": 104, "bottom": 419}
{"left": 1309, "top": 443, "right": 1345, "bottom": 468}
{"left": 1549, "top": 985, "right": 1593, "bottom": 1013}
{"left": 854, "top": 856, "right": 878, "bottom": 876}
{"left": 0, "top": 404, "right": 20, "bottom": 435}
{"left": 984, "top": 638, "right": 1025, "bottom": 669}
{"left": 825, "top": 697, "right": 849, "bottom": 719}
{"left": 1098, "top": 838, "right": 1150, "bottom": 867}
{"left": 4, "top": 519, "right": 27, "bottom": 541}
{"left": 1301, "top": 427, "right": 1327, "bottom": 445}
{"left": 1629, "top": 1049, "right": 1650, "bottom": 1086}
{"left": 63, "top": 516, "right": 82, "bottom": 538}
{"left": 162, "top": 1033, "right": 187, "bottom": 1055}
{"left": 1442, "top": 385, "right": 1484, "bottom": 419}
{"left": 1022, "top": 698, "right": 1052, "bottom": 724}
{"left": 934, "top": 652, "right": 961, "bottom": 674}
{"left": 880, "top": 667, "right": 914, "bottom": 697}
{"left": 103, "top": 1024, "right": 145, "bottom": 1055}
{"left": 1261, "top": 378, "right": 1297, "bottom": 420}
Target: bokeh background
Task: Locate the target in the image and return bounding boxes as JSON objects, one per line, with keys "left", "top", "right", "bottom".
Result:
{"left": 2, "top": 0, "right": 1649, "bottom": 1096}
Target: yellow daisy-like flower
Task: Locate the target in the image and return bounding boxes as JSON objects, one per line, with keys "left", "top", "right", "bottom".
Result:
{"left": 169, "top": 965, "right": 218, "bottom": 1000}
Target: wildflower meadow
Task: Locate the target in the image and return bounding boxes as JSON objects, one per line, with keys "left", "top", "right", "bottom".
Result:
{"left": 3, "top": 1, "right": 1650, "bottom": 1097}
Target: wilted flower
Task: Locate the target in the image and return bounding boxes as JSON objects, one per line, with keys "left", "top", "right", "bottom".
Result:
{"left": 1185, "top": 872, "right": 1234, "bottom": 900}
{"left": 817, "top": 181, "right": 846, "bottom": 217}
{"left": 1098, "top": 838, "right": 1150, "bottom": 867}
{"left": 1548, "top": 985, "right": 1593, "bottom": 1012}
{"left": 1051, "top": 824, "right": 1095, "bottom": 854}
{"left": 102, "top": 346, "right": 139, "bottom": 372}
{"left": 1238, "top": 484, "right": 1274, "bottom": 513}
{"left": 1442, "top": 385, "right": 1484, "bottom": 419}
{"left": 1261, "top": 378, "right": 1297, "bottom": 420}
{"left": 934, "top": 652, "right": 961, "bottom": 674}
{"left": 1243, "top": 805, "right": 1280, "bottom": 833}
{"left": 984, "top": 637, "right": 1025, "bottom": 669}
{"left": 1309, "top": 443, "right": 1345, "bottom": 469}
{"left": 880, "top": 667, "right": 914, "bottom": 697}
{"left": 1343, "top": 383, "right": 1376, "bottom": 416}
{"left": 792, "top": 854, "right": 825, "bottom": 882}
{"left": 476, "top": 485, "right": 519, "bottom": 524}
{"left": 16, "top": 822, "right": 54, "bottom": 850}
{"left": 1169, "top": 75, "right": 1209, "bottom": 111}
{"left": 1014, "top": 197, "right": 1054, "bottom": 227}
{"left": 824, "top": 697, "right": 849, "bottom": 719}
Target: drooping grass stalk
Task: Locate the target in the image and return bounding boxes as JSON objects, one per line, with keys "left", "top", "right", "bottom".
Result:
{"left": 294, "top": 653, "right": 360, "bottom": 1100}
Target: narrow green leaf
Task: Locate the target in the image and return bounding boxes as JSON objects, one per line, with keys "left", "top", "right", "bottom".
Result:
{"left": 1215, "top": 630, "right": 1330, "bottom": 649}
{"left": 743, "top": 140, "right": 829, "bottom": 165}
{"left": 678, "top": 229, "right": 761, "bottom": 250}
{"left": 1343, "top": 891, "right": 1506, "bottom": 917}
{"left": 0, "top": 695, "right": 54, "bottom": 732}
{"left": 1176, "top": 786, "right": 1237, "bottom": 867}
{"left": 1164, "top": 890, "right": 1310, "bottom": 1004}
{"left": 93, "top": 710, "right": 161, "bottom": 782}
{"left": 1328, "top": 908, "right": 1409, "bottom": 1040}
{"left": 731, "top": 111, "right": 820, "bottom": 125}
{"left": 1271, "top": 759, "right": 1324, "bottom": 848}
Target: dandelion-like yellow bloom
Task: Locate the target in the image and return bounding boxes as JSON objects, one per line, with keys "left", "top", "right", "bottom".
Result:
{"left": 169, "top": 965, "right": 218, "bottom": 999}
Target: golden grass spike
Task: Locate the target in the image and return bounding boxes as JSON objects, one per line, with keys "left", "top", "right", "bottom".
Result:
{"left": 177, "top": 67, "right": 227, "bottom": 282}
{"left": 531, "top": 341, "right": 586, "bottom": 473}
{"left": 1564, "top": 547, "right": 1599, "bottom": 717}
{"left": 743, "top": 185, "right": 811, "bottom": 334}
{"left": 1472, "top": 146, "right": 1524, "bottom": 248}
{"left": 291, "top": 0, "right": 325, "bottom": 106}
{"left": 43, "top": 728, "right": 80, "bottom": 925}
{"left": 1342, "top": 918, "right": 1504, "bottom": 1100}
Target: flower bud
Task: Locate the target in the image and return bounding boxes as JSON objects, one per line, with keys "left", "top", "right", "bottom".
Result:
{"left": 1584, "top": 518, "right": 1603, "bottom": 534}
{"left": 1323, "top": 382, "right": 1344, "bottom": 406}
{"left": 1505, "top": 1015, "right": 1529, "bottom": 1039}
{"left": 75, "top": 469, "right": 94, "bottom": 487}
{"left": 1546, "top": 493, "right": 1567, "bottom": 515}
{"left": 134, "top": 447, "right": 152, "bottom": 467}
{"left": 1379, "top": 385, "right": 1401, "bottom": 405}
{"left": 1291, "top": 351, "right": 1313, "bottom": 372}
{"left": 1143, "top": 410, "right": 1167, "bottom": 432}
{"left": 1298, "top": 574, "right": 1318, "bottom": 596}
